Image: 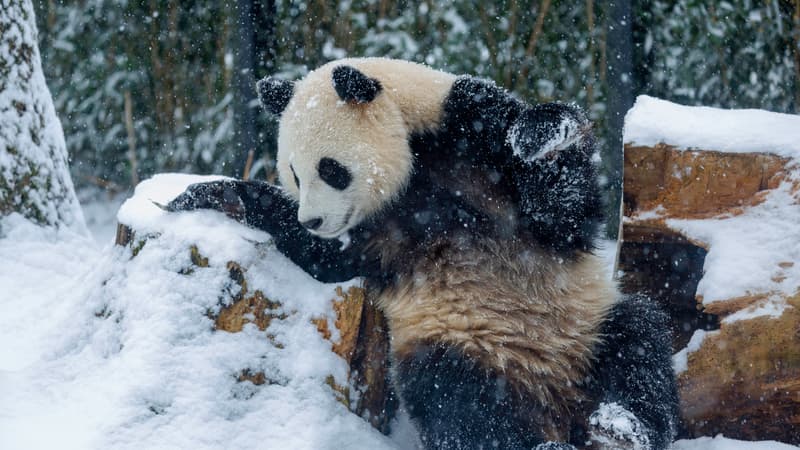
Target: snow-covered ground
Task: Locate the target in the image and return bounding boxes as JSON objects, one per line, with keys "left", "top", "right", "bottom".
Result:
{"left": 0, "top": 175, "right": 796, "bottom": 450}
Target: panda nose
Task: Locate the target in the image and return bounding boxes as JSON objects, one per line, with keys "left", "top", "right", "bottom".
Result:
{"left": 301, "top": 217, "right": 323, "bottom": 231}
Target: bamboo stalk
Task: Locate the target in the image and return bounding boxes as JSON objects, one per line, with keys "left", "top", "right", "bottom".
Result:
{"left": 586, "top": 0, "right": 596, "bottom": 105}
{"left": 478, "top": 4, "right": 499, "bottom": 71}
{"left": 124, "top": 91, "right": 139, "bottom": 187}
{"left": 243, "top": 149, "right": 255, "bottom": 181}
{"left": 47, "top": 0, "right": 56, "bottom": 31}
{"left": 378, "top": 0, "right": 389, "bottom": 25}
{"left": 83, "top": 175, "right": 123, "bottom": 193}
{"left": 599, "top": 24, "right": 607, "bottom": 84}
{"left": 515, "top": 0, "right": 552, "bottom": 93}
{"left": 709, "top": 4, "right": 730, "bottom": 101}
{"left": 503, "top": 0, "right": 520, "bottom": 87}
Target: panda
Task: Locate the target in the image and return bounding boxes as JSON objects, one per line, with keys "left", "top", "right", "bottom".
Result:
{"left": 168, "top": 58, "right": 679, "bottom": 450}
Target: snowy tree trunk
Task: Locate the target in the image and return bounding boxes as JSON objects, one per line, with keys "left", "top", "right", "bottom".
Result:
{"left": 0, "top": 0, "right": 85, "bottom": 231}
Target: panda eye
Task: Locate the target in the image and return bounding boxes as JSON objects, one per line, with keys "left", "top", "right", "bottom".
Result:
{"left": 318, "top": 157, "right": 352, "bottom": 190}
{"left": 290, "top": 164, "right": 300, "bottom": 188}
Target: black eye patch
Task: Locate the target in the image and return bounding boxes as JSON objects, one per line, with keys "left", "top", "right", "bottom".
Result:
{"left": 290, "top": 164, "right": 300, "bottom": 188}
{"left": 318, "top": 157, "right": 352, "bottom": 190}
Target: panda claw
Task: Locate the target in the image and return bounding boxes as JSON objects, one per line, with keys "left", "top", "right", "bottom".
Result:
{"left": 166, "top": 181, "right": 247, "bottom": 221}
{"left": 150, "top": 200, "right": 169, "bottom": 211}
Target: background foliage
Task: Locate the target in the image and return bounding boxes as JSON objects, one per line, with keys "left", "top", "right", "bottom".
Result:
{"left": 34, "top": 0, "right": 800, "bottom": 234}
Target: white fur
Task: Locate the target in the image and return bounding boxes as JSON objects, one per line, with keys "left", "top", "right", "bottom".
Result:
{"left": 276, "top": 58, "right": 456, "bottom": 237}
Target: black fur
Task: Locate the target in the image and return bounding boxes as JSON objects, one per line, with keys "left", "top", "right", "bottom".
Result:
{"left": 257, "top": 77, "right": 294, "bottom": 115}
{"left": 394, "top": 344, "right": 539, "bottom": 450}
{"left": 392, "top": 296, "right": 680, "bottom": 450}
{"left": 169, "top": 72, "right": 677, "bottom": 449}
{"left": 332, "top": 65, "right": 382, "bottom": 103}
{"left": 589, "top": 295, "right": 681, "bottom": 449}
{"left": 430, "top": 77, "right": 603, "bottom": 253}
{"left": 318, "top": 157, "right": 352, "bottom": 190}
{"left": 168, "top": 180, "right": 362, "bottom": 282}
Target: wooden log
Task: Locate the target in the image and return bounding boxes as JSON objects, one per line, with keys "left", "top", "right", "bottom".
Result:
{"left": 620, "top": 142, "right": 800, "bottom": 444}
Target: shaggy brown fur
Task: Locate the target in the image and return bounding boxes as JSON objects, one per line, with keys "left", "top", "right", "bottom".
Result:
{"left": 372, "top": 234, "right": 618, "bottom": 439}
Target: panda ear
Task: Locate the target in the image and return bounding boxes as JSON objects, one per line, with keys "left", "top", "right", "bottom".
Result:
{"left": 256, "top": 76, "right": 294, "bottom": 115}
{"left": 332, "top": 65, "right": 382, "bottom": 104}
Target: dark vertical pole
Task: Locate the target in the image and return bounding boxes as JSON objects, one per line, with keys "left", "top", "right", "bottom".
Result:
{"left": 254, "top": 0, "right": 277, "bottom": 76}
{"left": 251, "top": 0, "right": 278, "bottom": 178}
{"left": 233, "top": 0, "right": 257, "bottom": 178}
{"left": 605, "top": 0, "right": 634, "bottom": 239}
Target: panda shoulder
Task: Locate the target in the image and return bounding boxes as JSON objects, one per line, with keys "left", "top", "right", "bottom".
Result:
{"left": 442, "top": 75, "right": 524, "bottom": 121}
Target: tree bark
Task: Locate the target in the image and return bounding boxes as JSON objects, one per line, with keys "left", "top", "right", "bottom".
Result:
{"left": 233, "top": 0, "right": 258, "bottom": 178}
{"left": 603, "top": 0, "right": 634, "bottom": 239}
{"left": 233, "top": 0, "right": 277, "bottom": 178}
{"left": 0, "top": 0, "right": 85, "bottom": 231}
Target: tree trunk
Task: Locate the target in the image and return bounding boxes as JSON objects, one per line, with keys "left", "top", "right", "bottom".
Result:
{"left": 603, "top": 0, "right": 634, "bottom": 239}
{"left": 233, "top": 0, "right": 258, "bottom": 178}
{"left": 0, "top": 0, "right": 85, "bottom": 231}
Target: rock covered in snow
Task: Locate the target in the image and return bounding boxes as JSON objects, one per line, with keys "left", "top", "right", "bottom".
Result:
{"left": 0, "top": 0, "right": 85, "bottom": 232}
{"left": 618, "top": 96, "right": 800, "bottom": 445}
{"left": 117, "top": 174, "right": 398, "bottom": 435}
{"left": 1, "top": 174, "right": 398, "bottom": 449}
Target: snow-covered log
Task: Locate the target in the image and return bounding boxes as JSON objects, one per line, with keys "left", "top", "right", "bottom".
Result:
{"left": 618, "top": 96, "right": 800, "bottom": 444}
{"left": 111, "top": 174, "right": 396, "bottom": 446}
{"left": 0, "top": 0, "right": 85, "bottom": 231}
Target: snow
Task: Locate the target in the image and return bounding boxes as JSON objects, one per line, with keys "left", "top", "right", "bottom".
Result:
{"left": 589, "top": 402, "right": 650, "bottom": 449}
{"left": 624, "top": 96, "right": 800, "bottom": 158}
{"left": 508, "top": 113, "right": 582, "bottom": 162}
{"left": 672, "top": 436, "right": 800, "bottom": 450}
{"left": 78, "top": 188, "right": 129, "bottom": 244}
{"left": 665, "top": 175, "right": 800, "bottom": 309}
{"left": 722, "top": 294, "right": 790, "bottom": 324}
{"left": 0, "top": 174, "right": 394, "bottom": 450}
{"left": 672, "top": 329, "right": 714, "bottom": 374}
{"left": 0, "top": 174, "right": 795, "bottom": 450}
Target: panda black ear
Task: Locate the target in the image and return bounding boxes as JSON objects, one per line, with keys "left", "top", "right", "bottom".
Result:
{"left": 256, "top": 76, "right": 294, "bottom": 115}
{"left": 332, "top": 65, "right": 382, "bottom": 104}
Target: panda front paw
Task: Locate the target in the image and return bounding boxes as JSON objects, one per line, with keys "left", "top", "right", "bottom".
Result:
{"left": 167, "top": 180, "right": 246, "bottom": 221}
{"left": 507, "top": 103, "right": 588, "bottom": 164}
{"left": 588, "top": 402, "right": 651, "bottom": 450}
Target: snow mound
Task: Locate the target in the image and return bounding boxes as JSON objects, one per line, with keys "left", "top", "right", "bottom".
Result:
{"left": 672, "top": 436, "right": 800, "bottom": 450}
{"left": 0, "top": 174, "right": 394, "bottom": 450}
{"left": 624, "top": 96, "right": 800, "bottom": 157}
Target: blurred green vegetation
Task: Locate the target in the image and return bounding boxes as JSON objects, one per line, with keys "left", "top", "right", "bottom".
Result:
{"left": 35, "top": 0, "right": 800, "bottom": 235}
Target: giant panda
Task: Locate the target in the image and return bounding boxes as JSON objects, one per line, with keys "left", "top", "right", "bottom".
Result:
{"left": 168, "top": 58, "right": 679, "bottom": 450}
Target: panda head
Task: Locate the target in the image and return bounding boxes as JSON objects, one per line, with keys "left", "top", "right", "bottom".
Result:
{"left": 257, "top": 62, "right": 414, "bottom": 239}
